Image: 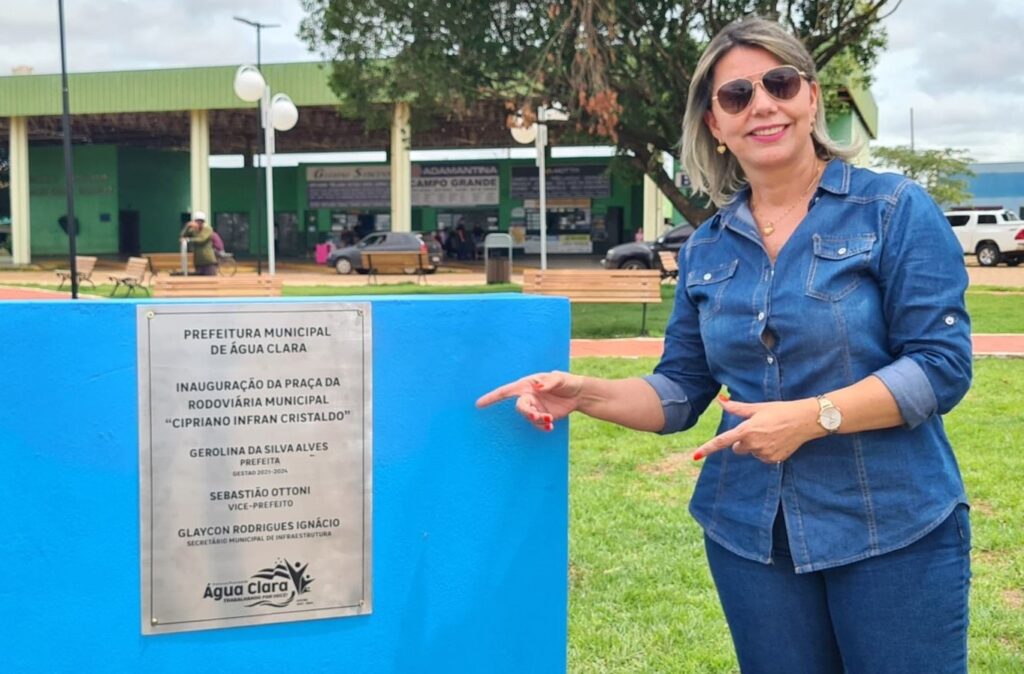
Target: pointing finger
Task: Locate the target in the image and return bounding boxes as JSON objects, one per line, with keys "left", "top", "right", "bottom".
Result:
{"left": 693, "top": 426, "right": 743, "bottom": 461}
{"left": 476, "top": 377, "right": 533, "bottom": 408}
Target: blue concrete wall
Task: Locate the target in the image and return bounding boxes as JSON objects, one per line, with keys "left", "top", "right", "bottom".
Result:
{"left": 0, "top": 295, "right": 569, "bottom": 673}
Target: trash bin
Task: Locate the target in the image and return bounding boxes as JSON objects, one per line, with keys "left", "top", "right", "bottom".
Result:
{"left": 483, "top": 233, "right": 513, "bottom": 284}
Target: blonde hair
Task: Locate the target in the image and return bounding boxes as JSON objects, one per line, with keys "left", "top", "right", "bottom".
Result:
{"left": 680, "top": 17, "right": 858, "bottom": 207}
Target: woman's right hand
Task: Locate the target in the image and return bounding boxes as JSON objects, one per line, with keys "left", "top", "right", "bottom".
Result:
{"left": 475, "top": 371, "right": 584, "bottom": 432}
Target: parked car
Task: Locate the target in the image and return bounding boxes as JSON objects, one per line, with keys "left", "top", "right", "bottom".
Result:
{"left": 600, "top": 223, "right": 695, "bottom": 271}
{"left": 944, "top": 207, "right": 1024, "bottom": 267}
{"left": 328, "top": 231, "right": 443, "bottom": 275}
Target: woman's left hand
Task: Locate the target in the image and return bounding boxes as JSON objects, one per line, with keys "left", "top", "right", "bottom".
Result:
{"left": 692, "top": 396, "right": 823, "bottom": 464}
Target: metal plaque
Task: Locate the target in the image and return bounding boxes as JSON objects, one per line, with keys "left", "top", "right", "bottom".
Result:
{"left": 137, "top": 303, "right": 372, "bottom": 634}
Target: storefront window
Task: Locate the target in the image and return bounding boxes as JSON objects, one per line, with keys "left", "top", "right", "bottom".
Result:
{"left": 215, "top": 212, "right": 250, "bottom": 254}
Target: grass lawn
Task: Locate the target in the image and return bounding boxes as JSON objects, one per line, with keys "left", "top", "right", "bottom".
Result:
{"left": 567, "top": 357, "right": 1024, "bottom": 672}
{"left": 570, "top": 286, "right": 1024, "bottom": 338}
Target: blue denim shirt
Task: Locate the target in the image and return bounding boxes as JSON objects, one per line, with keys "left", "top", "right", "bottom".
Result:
{"left": 645, "top": 160, "right": 972, "bottom": 573}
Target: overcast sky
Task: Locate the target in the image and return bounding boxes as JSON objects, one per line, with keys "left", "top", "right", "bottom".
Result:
{"left": 2, "top": 0, "right": 1022, "bottom": 164}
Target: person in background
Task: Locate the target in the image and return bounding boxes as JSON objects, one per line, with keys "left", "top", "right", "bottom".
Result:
{"left": 449, "top": 223, "right": 474, "bottom": 260}
{"left": 210, "top": 227, "right": 225, "bottom": 255}
{"left": 340, "top": 226, "right": 356, "bottom": 247}
{"left": 477, "top": 16, "right": 972, "bottom": 674}
{"left": 471, "top": 223, "right": 486, "bottom": 259}
{"left": 179, "top": 210, "right": 218, "bottom": 276}
{"left": 434, "top": 225, "right": 448, "bottom": 251}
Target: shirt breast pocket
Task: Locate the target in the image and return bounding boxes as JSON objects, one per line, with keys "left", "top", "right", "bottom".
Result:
{"left": 805, "top": 234, "right": 876, "bottom": 302}
{"left": 686, "top": 259, "right": 738, "bottom": 322}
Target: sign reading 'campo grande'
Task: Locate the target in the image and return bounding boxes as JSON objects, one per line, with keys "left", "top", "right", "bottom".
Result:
{"left": 306, "top": 164, "right": 500, "bottom": 208}
{"left": 137, "top": 303, "right": 372, "bottom": 635}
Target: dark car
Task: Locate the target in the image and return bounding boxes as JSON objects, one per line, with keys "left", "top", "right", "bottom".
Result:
{"left": 600, "top": 223, "right": 695, "bottom": 271}
{"left": 328, "top": 231, "right": 443, "bottom": 275}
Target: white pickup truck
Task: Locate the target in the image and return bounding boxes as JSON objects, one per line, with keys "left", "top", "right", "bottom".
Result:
{"left": 944, "top": 208, "right": 1024, "bottom": 267}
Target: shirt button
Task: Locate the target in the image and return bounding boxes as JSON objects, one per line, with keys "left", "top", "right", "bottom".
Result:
{"left": 703, "top": 273, "right": 712, "bottom": 281}
{"left": 944, "top": 315, "right": 957, "bottom": 326}
{"left": 837, "top": 247, "right": 847, "bottom": 255}
{"left": 766, "top": 356, "right": 775, "bottom": 364}
{"left": 757, "top": 311, "right": 765, "bottom": 321}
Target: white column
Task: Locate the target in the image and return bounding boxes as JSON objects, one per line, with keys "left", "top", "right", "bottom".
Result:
{"left": 9, "top": 116, "right": 31, "bottom": 264}
{"left": 389, "top": 102, "right": 412, "bottom": 232}
{"left": 642, "top": 173, "right": 664, "bottom": 242}
{"left": 189, "top": 109, "right": 211, "bottom": 218}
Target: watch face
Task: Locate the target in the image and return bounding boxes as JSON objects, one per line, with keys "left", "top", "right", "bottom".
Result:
{"left": 820, "top": 407, "right": 842, "bottom": 432}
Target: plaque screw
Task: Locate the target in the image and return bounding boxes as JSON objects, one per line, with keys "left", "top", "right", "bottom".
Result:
{"left": 146, "top": 311, "right": 155, "bottom": 319}
{"left": 151, "top": 618, "right": 159, "bottom": 625}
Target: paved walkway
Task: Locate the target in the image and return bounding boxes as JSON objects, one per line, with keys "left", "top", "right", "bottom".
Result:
{"left": 0, "top": 285, "right": 89, "bottom": 299}
{"left": 570, "top": 335, "right": 1024, "bottom": 358}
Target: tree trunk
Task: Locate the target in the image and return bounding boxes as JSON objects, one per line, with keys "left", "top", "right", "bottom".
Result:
{"left": 623, "top": 153, "right": 715, "bottom": 226}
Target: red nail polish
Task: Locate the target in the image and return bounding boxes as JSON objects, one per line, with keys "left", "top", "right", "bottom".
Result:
{"left": 693, "top": 451, "right": 704, "bottom": 461}
{"left": 546, "top": 423, "right": 553, "bottom": 431}
{"left": 718, "top": 393, "right": 730, "bottom": 402}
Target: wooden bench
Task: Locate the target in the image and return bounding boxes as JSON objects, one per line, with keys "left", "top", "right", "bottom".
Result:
{"left": 360, "top": 251, "right": 433, "bottom": 285}
{"left": 153, "top": 276, "right": 283, "bottom": 297}
{"left": 55, "top": 255, "right": 97, "bottom": 289}
{"left": 109, "top": 256, "right": 151, "bottom": 297}
{"left": 145, "top": 252, "right": 190, "bottom": 276}
{"left": 522, "top": 268, "right": 663, "bottom": 335}
{"left": 657, "top": 250, "right": 679, "bottom": 282}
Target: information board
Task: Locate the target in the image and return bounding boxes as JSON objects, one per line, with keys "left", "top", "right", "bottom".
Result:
{"left": 510, "top": 164, "right": 612, "bottom": 199}
{"left": 137, "top": 303, "right": 372, "bottom": 634}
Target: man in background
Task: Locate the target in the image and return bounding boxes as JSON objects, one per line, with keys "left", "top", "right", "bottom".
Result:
{"left": 179, "top": 211, "right": 218, "bottom": 276}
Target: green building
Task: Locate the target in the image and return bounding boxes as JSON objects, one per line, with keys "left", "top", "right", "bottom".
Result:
{"left": 0, "top": 63, "right": 877, "bottom": 265}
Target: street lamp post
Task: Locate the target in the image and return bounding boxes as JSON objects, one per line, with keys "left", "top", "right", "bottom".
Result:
{"left": 57, "top": 0, "right": 79, "bottom": 299}
{"left": 511, "top": 105, "right": 568, "bottom": 270}
{"left": 233, "top": 17, "right": 278, "bottom": 275}
{"left": 233, "top": 65, "right": 298, "bottom": 275}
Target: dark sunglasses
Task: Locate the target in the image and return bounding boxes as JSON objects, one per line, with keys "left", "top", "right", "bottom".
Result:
{"left": 711, "top": 65, "right": 808, "bottom": 115}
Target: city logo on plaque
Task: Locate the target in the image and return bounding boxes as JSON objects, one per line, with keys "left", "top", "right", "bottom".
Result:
{"left": 202, "top": 558, "right": 315, "bottom": 608}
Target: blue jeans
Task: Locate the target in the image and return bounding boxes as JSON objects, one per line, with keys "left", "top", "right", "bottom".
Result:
{"left": 705, "top": 504, "right": 971, "bottom": 674}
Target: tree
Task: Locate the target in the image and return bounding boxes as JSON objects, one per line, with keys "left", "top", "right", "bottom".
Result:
{"left": 300, "top": 1, "right": 901, "bottom": 224}
{"left": 872, "top": 146, "right": 974, "bottom": 207}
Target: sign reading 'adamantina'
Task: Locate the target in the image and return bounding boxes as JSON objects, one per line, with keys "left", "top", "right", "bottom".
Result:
{"left": 137, "top": 303, "right": 372, "bottom": 634}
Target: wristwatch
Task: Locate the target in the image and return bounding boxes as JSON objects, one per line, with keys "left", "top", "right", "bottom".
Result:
{"left": 816, "top": 395, "right": 842, "bottom": 434}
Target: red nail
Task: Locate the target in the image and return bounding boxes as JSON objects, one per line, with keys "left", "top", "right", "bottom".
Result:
{"left": 718, "top": 393, "right": 730, "bottom": 402}
{"left": 693, "top": 451, "right": 704, "bottom": 461}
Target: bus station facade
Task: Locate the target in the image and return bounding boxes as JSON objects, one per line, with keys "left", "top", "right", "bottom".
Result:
{"left": 0, "top": 62, "right": 877, "bottom": 265}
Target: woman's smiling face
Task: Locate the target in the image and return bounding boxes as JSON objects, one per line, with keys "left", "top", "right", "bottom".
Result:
{"left": 704, "top": 46, "right": 819, "bottom": 173}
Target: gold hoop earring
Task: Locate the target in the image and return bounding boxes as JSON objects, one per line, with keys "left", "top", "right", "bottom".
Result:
{"left": 716, "top": 142, "right": 727, "bottom": 155}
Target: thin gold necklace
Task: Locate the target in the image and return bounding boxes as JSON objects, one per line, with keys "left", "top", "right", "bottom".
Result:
{"left": 753, "top": 161, "right": 822, "bottom": 236}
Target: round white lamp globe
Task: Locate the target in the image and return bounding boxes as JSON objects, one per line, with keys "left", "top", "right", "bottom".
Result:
{"left": 270, "top": 94, "right": 299, "bottom": 132}
{"left": 233, "top": 65, "right": 266, "bottom": 103}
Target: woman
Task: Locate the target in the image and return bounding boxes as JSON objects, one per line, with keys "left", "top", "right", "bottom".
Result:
{"left": 477, "top": 16, "right": 972, "bottom": 674}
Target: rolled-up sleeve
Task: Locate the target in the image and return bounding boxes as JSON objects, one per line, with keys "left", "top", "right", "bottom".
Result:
{"left": 873, "top": 356, "right": 937, "bottom": 429}
{"left": 876, "top": 180, "right": 973, "bottom": 426}
{"left": 648, "top": 240, "right": 722, "bottom": 434}
{"left": 643, "top": 372, "right": 693, "bottom": 434}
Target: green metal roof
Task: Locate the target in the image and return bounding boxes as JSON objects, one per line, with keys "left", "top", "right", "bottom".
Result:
{"left": 842, "top": 78, "right": 878, "bottom": 140}
{"left": 0, "top": 62, "right": 338, "bottom": 117}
